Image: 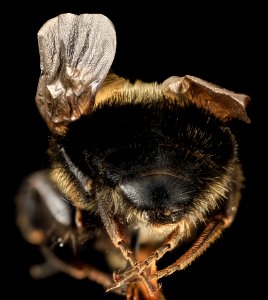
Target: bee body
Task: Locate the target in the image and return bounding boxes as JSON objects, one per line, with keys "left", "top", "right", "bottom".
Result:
{"left": 16, "top": 14, "right": 250, "bottom": 300}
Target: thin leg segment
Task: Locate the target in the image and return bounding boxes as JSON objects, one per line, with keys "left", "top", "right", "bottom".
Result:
{"left": 112, "top": 225, "right": 182, "bottom": 287}
{"left": 151, "top": 216, "right": 225, "bottom": 280}
{"left": 98, "top": 198, "right": 158, "bottom": 296}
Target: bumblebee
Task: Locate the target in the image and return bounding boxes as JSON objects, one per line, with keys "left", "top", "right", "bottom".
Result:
{"left": 16, "top": 13, "right": 250, "bottom": 300}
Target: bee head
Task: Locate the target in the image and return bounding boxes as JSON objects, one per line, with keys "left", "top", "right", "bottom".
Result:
{"left": 49, "top": 86, "right": 237, "bottom": 225}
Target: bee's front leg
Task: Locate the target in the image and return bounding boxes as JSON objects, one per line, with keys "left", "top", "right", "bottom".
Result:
{"left": 98, "top": 198, "right": 159, "bottom": 296}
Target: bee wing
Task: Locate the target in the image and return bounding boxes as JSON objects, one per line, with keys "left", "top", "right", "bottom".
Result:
{"left": 36, "top": 13, "right": 116, "bottom": 133}
{"left": 162, "top": 75, "right": 251, "bottom": 123}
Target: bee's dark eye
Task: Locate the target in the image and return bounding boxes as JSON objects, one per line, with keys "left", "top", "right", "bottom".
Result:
{"left": 119, "top": 175, "right": 195, "bottom": 212}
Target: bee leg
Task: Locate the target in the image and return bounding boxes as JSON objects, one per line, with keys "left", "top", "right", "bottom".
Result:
{"left": 98, "top": 200, "right": 158, "bottom": 296}
{"left": 134, "top": 250, "right": 167, "bottom": 300}
{"left": 151, "top": 217, "right": 225, "bottom": 280}
{"left": 111, "top": 225, "right": 182, "bottom": 286}
{"left": 151, "top": 166, "right": 243, "bottom": 280}
{"left": 110, "top": 235, "right": 168, "bottom": 299}
{"left": 125, "top": 253, "right": 167, "bottom": 300}
{"left": 30, "top": 245, "right": 116, "bottom": 291}
{"left": 116, "top": 218, "right": 223, "bottom": 285}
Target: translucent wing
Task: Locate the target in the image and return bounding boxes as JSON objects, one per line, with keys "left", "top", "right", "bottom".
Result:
{"left": 36, "top": 13, "right": 116, "bottom": 133}
{"left": 162, "top": 75, "right": 251, "bottom": 123}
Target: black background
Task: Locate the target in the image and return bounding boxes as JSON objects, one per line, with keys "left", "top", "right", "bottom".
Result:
{"left": 4, "top": 1, "right": 265, "bottom": 299}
